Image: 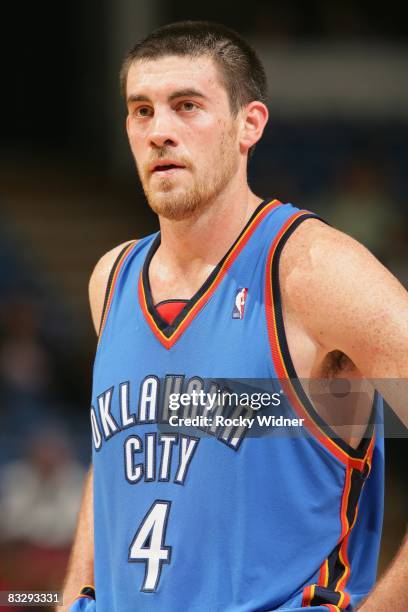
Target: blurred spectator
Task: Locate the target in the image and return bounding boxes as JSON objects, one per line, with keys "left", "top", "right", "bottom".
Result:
{"left": 0, "top": 426, "right": 85, "bottom": 546}
{"left": 0, "top": 426, "right": 85, "bottom": 603}
{"left": 321, "top": 159, "right": 402, "bottom": 261}
{"left": 0, "top": 295, "right": 58, "bottom": 460}
{"left": 0, "top": 296, "right": 52, "bottom": 397}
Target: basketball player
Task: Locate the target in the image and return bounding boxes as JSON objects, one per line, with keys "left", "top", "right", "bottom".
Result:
{"left": 62, "top": 22, "right": 408, "bottom": 612}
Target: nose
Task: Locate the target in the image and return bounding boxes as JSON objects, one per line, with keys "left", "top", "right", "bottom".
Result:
{"left": 148, "top": 109, "right": 178, "bottom": 149}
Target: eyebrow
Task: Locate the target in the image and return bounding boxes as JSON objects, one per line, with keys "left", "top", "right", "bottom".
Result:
{"left": 127, "top": 89, "right": 208, "bottom": 105}
{"left": 168, "top": 89, "right": 207, "bottom": 101}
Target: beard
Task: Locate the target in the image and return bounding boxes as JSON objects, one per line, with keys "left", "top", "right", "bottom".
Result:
{"left": 138, "top": 126, "right": 239, "bottom": 221}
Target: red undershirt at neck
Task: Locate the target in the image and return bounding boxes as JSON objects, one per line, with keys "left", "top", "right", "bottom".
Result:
{"left": 155, "top": 299, "right": 188, "bottom": 325}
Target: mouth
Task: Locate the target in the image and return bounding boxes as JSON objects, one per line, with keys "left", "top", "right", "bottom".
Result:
{"left": 150, "top": 161, "right": 186, "bottom": 175}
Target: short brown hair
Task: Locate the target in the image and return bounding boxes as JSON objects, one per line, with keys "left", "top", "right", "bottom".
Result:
{"left": 120, "top": 20, "right": 267, "bottom": 115}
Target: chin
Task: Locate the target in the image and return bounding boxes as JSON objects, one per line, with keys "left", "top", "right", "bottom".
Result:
{"left": 147, "top": 188, "right": 205, "bottom": 221}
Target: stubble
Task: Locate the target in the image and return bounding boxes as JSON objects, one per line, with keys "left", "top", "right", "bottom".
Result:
{"left": 140, "top": 124, "right": 239, "bottom": 221}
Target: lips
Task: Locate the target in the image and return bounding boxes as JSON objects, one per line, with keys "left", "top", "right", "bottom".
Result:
{"left": 154, "top": 164, "right": 182, "bottom": 172}
{"left": 150, "top": 160, "right": 186, "bottom": 173}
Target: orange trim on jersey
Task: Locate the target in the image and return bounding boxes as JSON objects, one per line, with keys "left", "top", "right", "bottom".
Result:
{"left": 304, "top": 433, "right": 375, "bottom": 609}
{"left": 139, "top": 199, "right": 281, "bottom": 349}
{"left": 366, "top": 436, "right": 374, "bottom": 473}
{"left": 318, "top": 558, "right": 329, "bottom": 587}
{"left": 335, "top": 465, "right": 353, "bottom": 608}
{"left": 302, "top": 584, "right": 315, "bottom": 606}
{"left": 264, "top": 210, "right": 374, "bottom": 471}
{"left": 98, "top": 241, "right": 138, "bottom": 341}
{"left": 302, "top": 587, "right": 341, "bottom": 610}
{"left": 69, "top": 585, "right": 96, "bottom": 607}
{"left": 302, "top": 584, "right": 340, "bottom": 611}
{"left": 335, "top": 435, "right": 375, "bottom": 604}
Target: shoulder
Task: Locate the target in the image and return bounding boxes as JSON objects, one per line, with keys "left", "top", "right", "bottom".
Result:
{"left": 279, "top": 215, "right": 396, "bottom": 305}
{"left": 279, "top": 216, "right": 368, "bottom": 285}
{"left": 279, "top": 215, "right": 408, "bottom": 357}
{"left": 89, "top": 240, "right": 137, "bottom": 334}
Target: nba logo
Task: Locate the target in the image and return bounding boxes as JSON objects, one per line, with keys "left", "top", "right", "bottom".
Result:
{"left": 232, "top": 288, "right": 248, "bottom": 319}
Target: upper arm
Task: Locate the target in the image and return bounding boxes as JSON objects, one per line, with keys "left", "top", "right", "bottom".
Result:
{"left": 282, "top": 218, "right": 408, "bottom": 422}
{"left": 88, "top": 240, "right": 135, "bottom": 335}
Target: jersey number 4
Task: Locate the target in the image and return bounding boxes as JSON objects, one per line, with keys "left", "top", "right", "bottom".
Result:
{"left": 128, "top": 500, "right": 172, "bottom": 592}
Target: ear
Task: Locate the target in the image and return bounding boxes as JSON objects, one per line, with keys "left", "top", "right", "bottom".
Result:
{"left": 125, "top": 113, "right": 130, "bottom": 135}
{"left": 238, "top": 101, "right": 269, "bottom": 155}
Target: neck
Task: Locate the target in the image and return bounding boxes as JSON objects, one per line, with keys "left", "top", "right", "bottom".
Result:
{"left": 147, "top": 176, "right": 264, "bottom": 304}
{"left": 157, "top": 183, "right": 262, "bottom": 272}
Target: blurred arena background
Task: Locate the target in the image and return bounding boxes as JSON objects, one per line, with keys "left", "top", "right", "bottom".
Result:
{"left": 0, "top": 1, "right": 406, "bottom": 606}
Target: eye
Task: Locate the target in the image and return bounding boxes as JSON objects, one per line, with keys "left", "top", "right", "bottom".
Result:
{"left": 177, "top": 101, "right": 198, "bottom": 112}
{"left": 134, "top": 106, "right": 153, "bottom": 118}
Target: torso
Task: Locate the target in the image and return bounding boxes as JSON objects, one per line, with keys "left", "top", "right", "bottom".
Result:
{"left": 148, "top": 215, "right": 374, "bottom": 448}
{"left": 90, "top": 201, "right": 382, "bottom": 612}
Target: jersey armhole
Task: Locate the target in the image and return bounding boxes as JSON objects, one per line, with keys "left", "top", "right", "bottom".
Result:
{"left": 265, "top": 210, "right": 376, "bottom": 470}
{"left": 98, "top": 241, "right": 138, "bottom": 338}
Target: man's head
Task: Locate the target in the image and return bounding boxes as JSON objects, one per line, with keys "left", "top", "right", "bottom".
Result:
{"left": 121, "top": 21, "right": 268, "bottom": 221}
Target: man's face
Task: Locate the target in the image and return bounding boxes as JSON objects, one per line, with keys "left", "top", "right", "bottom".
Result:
{"left": 125, "top": 55, "right": 241, "bottom": 220}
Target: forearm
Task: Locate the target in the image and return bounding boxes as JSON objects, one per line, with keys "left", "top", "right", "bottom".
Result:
{"left": 60, "top": 466, "right": 94, "bottom": 612}
{"left": 357, "top": 530, "right": 408, "bottom": 611}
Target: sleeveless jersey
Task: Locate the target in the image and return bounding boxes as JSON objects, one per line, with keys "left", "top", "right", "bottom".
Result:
{"left": 88, "top": 200, "right": 384, "bottom": 612}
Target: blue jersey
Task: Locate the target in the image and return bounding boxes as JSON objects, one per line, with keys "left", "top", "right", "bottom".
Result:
{"left": 87, "top": 200, "right": 384, "bottom": 612}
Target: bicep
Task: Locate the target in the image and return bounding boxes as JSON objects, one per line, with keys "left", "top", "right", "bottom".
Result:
{"left": 284, "top": 222, "right": 408, "bottom": 422}
{"left": 308, "top": 235, "right": 408, "bottom": 378}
